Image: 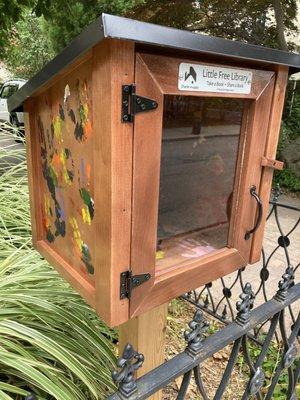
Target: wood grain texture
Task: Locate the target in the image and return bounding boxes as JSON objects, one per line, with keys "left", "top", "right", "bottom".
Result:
{"left": 130, "top": 52, "right": 277, "bottom": 318}
{"left": 24, "top": 99, "right": 44, "bottom": 246}
{"left": 36, "top": 241, "right": 96, "bottom": 308}
{"left": 139, "top": 53, "right": 275, "bottom": 99}
{"left": 130, "top": 54, "right": 164, "bottom": 317}
{"left": 232, "top": 78, "right": 275, "bottom": 262}
{"left": 119, "top": 303, "right": 168, "bottom": 400}
{"left": 24, "top": 59, "right": 100, "bottom": 316}
{"left": 132, "top": 249, "right": 245, "bottom": 317}
{"left": 30, "top": 51, "right": 92, "bottom": 99}
{"left": 261, "top": 157, "right": 284, "bottom": 170}
{"left": 227, "top": 101, "right": 251, "bottom": 248}
{"left": 32, "top": 58, "right": 96, "bottom": 288}
{"left": 250, "top": 66, "right": 289, "bottom": 262}
{"left": 92, "top": 39, "right": 135, "bottom": 326}
{"left": 24, "top": 41, "right": 288, "bottom": 326}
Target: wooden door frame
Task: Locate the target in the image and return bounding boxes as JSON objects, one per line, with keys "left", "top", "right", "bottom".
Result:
{"left": 130, "top": 52, "right": 277, "bottom": 318}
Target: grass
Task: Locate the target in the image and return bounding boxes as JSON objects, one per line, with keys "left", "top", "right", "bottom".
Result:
{"left": 0, "top": 122, "right": 117, "bottom": 399}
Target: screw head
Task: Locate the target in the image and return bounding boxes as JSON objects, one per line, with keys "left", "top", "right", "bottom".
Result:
{"left": 123, "top": 86, "right": 130, "bottom": 93}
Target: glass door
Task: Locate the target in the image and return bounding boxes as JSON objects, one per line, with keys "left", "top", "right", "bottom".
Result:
{"left": 157, "top": 96, "right": 244, "bottom": 269}
{"left": 130, "top": 52, "right": 275, "bottom": 318}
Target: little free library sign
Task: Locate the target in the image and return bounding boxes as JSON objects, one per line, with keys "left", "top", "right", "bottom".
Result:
{"left": 178, "top": 63, "right": 253, "bottom": 94}
{"left": 8, "top": 14, "right": 300, "bottom": 327}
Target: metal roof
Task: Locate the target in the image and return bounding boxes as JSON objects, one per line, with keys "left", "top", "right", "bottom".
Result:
{"left": 8, "top": 13, "right": 300, "bottom": 112}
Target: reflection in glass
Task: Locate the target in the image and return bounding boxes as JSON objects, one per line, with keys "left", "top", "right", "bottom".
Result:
{"left": 157, "top": 96, "right": 244, "bottom": 267}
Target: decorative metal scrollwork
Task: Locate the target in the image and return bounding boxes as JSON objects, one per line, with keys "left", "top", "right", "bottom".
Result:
{"left": 283, "top": 343, "right": 298, "bottom": 369}
{"left": 236, "top": 282, "right": 255, "bottom": 325}
{"left": 249, "top": 367, "right": 265, "bottom": 395}
{"left": 184, "top": 310, "right": 209, "bottom": 356}
{"left": 108, "top": 191, "right": 300, "bottom": 400}
{"left": 112, "top": 343, "right": 144, "bottom": 398}
{"left": 275, "top": 265, "right": 295, "bottom": 302}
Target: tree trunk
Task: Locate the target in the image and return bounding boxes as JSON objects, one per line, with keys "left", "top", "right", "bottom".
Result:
{"left": 272, "top": 0, "right": 288, "bottom": 50}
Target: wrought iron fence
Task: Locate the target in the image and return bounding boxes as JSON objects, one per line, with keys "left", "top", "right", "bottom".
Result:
{"left": 109, "top": 189, "right": 300, "bottom": 400}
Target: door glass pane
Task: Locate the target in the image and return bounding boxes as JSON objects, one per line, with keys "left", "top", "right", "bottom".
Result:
{"left": 157, "top": 95, "right": 244, "bottom": 267}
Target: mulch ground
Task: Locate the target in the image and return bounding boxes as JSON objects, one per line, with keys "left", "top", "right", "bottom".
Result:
{"left": 163, "top": 299, "right": 247, "bottom": 399}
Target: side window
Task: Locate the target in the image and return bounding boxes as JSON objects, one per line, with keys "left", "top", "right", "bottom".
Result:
{"left": 9, "top": 85, "right": 18, "bottom": 97}
{"left": 0, "top": 85, "right": 18, "bottom": 99}
{"left": 0, "top": 85, "right": 11, "bottom": 99}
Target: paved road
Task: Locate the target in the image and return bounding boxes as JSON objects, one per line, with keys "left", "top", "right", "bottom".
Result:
{"left": 0, "top": 126, "right": 25, "bottom": 172}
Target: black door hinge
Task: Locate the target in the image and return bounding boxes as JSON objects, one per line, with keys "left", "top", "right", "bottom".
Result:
{"left": 120, "top": 270, "right": 151, "bottom": 299}
{"left": 122, "top": 84, "right": 158, "bottom": 123}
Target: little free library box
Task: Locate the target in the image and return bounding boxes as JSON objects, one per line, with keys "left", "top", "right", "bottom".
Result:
{"left": 8, "top": 14, "right": 300, "bottom": 327}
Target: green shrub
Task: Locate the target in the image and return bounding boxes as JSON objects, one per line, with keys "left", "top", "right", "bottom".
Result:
{"left": 274, "top": 115, "right": 300, "bottom": 193}
{"left": 273, "top": 168, "right": 300, "bottom": 192}
{"left": 283, "top": 92, "right": 300, "bottom": 141}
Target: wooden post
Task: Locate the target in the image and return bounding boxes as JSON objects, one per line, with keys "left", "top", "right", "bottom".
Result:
{"left": 118, "top": 303, "right": 168, "bottom": 400}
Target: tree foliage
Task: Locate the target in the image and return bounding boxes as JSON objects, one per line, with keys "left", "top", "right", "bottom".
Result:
{"left": 4, "top": 14, "right": 54, "bottom": 79}
{"left": 127, "top": 0, "right": 298, "bottom": 49}
{"left": 0, "top": 0, "right": 34, "bottom": 48}
{"left": 40, "top": 0, "right": 141, "bottom": 53}
{"left": 1, "top": 1, "right": 299, "bottom": 79}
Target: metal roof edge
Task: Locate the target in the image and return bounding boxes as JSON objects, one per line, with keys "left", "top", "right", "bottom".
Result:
{"left": 102, "top": 13, "right": 300, "bottom": 69}
{"left": 8, "top": 13, "right": 300, "bottom": 112}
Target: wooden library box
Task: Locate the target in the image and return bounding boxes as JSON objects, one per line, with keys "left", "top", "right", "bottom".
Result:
{"left": 8, "top": 14, "right": 300, "bottom": 326}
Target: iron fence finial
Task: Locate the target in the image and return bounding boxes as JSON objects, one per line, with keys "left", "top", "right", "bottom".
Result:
{"left": 236, "top": 282, "right": 255, "bottom": 325}
{"left": 112, "top": 343, "right": 144, "bottom": 398}
{"left": 184, "top": 310, "right": 209, "bottom": 356}
{"left": 275, "top": 265, "right": 295, "bottom": 302}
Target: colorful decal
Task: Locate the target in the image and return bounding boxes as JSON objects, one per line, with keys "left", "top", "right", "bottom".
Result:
{"left": 74, "top": 80, "right": 92, "bottom": 142}
{"left": 68, "top": 109, "right": 76, "bottom": 124}
{"left": 43, "top": 194, "right": 55, "bottom": 243}
{"left": 39, "top": 117, "right": 66, "bottom": 241}
{"left": 79, "top": 159, "right": 94, "bottom": 225}
{"left": 50, "top": 148, "right": 74, "bottom": 187}
{"left": 38, "top": 78, "right": 94, "bottom": 280}
{"left": 64, "top": 84, "right": 70, "bottom": 104}
{"left": 69, "top": 217, "right": 94, "bottom": 274}
{"left": 52, "top": 115, "right": 63, "bottom": 144}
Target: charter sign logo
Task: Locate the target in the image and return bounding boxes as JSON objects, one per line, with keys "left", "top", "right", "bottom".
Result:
{"left": 178, "top": 63, "right": 252, "bottom": 94}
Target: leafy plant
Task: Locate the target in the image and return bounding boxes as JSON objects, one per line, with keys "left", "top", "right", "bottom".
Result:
{"left": 273, "top": 168, "right": 300, "bottom": 192}
{"left": 4, "top": 14, "right": 55, "bottom": 79}
{"left": 238, "top": 337, "right": 299, "bottom": 399}
{"left": 0, "top": 122, "right": 117, "bottom": 399}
